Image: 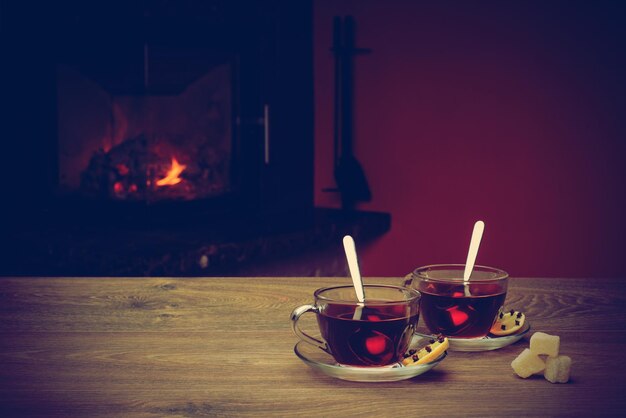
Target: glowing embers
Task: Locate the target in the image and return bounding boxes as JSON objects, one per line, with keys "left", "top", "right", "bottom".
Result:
{"left": 156, "top": 157, "right": 187, "bottom": 187}
{"left": 110, "top": 156, "right": 187, "bottom": 199}
{"left": 80, "top": 133, "right": 231, "bottom": 201}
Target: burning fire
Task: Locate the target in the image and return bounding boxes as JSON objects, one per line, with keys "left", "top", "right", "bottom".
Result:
{"left": 156, "top": 157, "right": 187, "bottom": 186}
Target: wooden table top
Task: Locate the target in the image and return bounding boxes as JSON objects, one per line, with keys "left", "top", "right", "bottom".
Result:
{"left": 1, "top": 276, "right": 625, "bottom": 417}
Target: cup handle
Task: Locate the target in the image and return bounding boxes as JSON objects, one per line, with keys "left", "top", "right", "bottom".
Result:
{"left": 402, "top": 272, "right": 415, "bottom": 288}
{"left": 290, "top": 304, "right": 328, "bottom": 352}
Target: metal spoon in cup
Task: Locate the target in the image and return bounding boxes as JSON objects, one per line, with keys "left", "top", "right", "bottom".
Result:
{"left": 343, "top": 235, "right": 365, "bottom": 320}
{"left": 463, "top": 220, "right": 485, "bottom": 296}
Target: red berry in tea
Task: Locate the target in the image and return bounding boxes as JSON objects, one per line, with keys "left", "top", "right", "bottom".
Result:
{"left": 364, "top": 333, "right": 389, "bottom": 356}
{"left": 446, "top": 306, "right": 471, "bottom": 327}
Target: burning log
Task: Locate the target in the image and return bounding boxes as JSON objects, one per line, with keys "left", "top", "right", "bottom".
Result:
{"left": 80, "top": 134, "right": 228, "bottom": 201}
{"left": 156, "top": 158, "right": 187, "bottom": 186}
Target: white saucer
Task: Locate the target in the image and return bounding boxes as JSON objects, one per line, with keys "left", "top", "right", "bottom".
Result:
{"left": 416, "top": 321, "right": 531, "bottom": 352}
{"left": 293, "top": 334, "right": 447, "bottom": 382}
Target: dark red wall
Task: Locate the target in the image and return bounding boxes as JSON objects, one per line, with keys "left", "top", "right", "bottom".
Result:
{"left": 314, "top": 1, "right": 626, "bottom": 278}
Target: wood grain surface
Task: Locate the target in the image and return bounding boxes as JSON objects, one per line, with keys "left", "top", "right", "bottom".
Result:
{"left": 1, "top": 277, "right": 625, "bottom": 417}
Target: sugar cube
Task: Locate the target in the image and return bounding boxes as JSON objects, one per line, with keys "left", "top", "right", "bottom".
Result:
{"left": 530, "top": 332, "right": 560, "bottom": 357}
{"left": 511, "top": 348, "right": 546, "bottom": 378}
{"left": 544, "top": 355, "right": 572, "bottom": 383}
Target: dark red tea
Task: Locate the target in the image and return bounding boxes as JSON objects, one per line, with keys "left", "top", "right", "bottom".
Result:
{"left": 317, "top": 303, "right": 419, "bottom": 366}
{"left": 419, "top": 282, "right": 506, "bottom": 338}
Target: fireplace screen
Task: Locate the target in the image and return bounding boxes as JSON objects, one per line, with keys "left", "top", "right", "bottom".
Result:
{"left": 57, "top": 60, "right": 232, "bottom": 202}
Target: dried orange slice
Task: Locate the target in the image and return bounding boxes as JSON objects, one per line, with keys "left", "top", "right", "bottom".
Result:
{"left": 490, "top": 310, "right": 525, "bottom": 336}
{"left": 402, "top": 335, "right": 449, "bottom": 366}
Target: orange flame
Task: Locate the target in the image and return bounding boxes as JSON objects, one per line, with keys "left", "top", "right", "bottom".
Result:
{"left": 156, "top": 157, "right": 187, "bottom": 186}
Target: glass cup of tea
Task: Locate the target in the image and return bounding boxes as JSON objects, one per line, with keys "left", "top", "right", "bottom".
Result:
{"left": 403, "top": 264, "right": 508, "bottom": 339}
{"left": 290, "top": 284, "right": 421, "bottom": 367}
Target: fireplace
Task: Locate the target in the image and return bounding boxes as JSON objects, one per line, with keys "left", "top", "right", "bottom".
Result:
{"left": 1, "top": 1, "right": 391, "bottom": 276}
{"left": 3, "top": 0, "right": 314, "bottom": 220}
